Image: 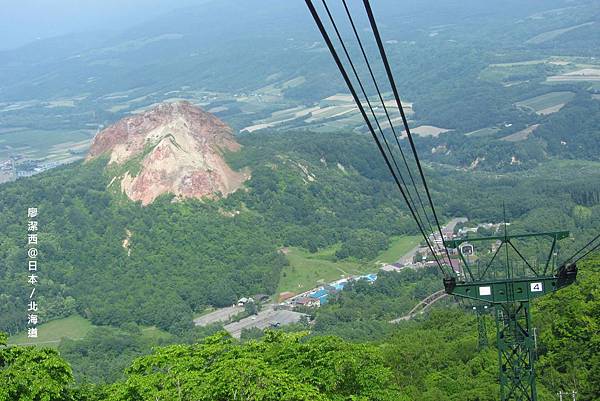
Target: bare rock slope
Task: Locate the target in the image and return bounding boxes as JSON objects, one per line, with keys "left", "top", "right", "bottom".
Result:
{"left": 87, "top": 101, "right": 249, "bottom": 205}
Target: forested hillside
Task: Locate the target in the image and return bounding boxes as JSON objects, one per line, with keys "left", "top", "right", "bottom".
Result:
{"left": 1, "top": 129, "right": 599, "bottom": 337}
{"left": 0, "top": 130, "right": 414, "bottom": 336}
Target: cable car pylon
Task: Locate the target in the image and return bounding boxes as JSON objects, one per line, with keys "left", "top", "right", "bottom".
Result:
{"left": 302, "top": 1, "right": 597, "bottom": 400}
{"left": 444, "top": 228, "right": 576, "bottom": 401}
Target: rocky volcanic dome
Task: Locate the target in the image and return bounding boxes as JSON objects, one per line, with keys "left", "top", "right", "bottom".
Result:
{"left": 87, "top": 101, "right": 249, "bottom": 205}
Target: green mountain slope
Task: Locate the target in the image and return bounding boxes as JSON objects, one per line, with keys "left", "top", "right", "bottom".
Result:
{"left": 2, "top": 129, "right": 600, "bottom": 337}
{"left": 0, "top": 130, "right": 418, "bottom": 335}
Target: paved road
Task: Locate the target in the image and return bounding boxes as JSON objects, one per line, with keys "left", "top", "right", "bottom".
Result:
{"left": 193, "top": 305, "right": 242, "bottom": 327}
{"left": 396, "top": 217, "right": 468, "bottom": 266}
{"left": 398, "top": 245, "right": 420, "bottom": 266}
{"left": 224, "top": 307, "right": 308, "bottom": 339}
{"left": 445, "top": 217, "right": 468, "bottom": 234}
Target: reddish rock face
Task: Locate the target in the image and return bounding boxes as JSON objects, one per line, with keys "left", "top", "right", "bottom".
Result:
{"left": 87, "top": 101, "right": 249, "bottom": 205}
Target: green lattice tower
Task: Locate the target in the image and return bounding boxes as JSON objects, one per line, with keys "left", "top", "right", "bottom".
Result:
{"left": 473, "top": 304, "right": 490, "bottom": 350}
{"left": 496, "top": 302, "right": 536, "bottom": 401}
{"left": 443, "top": 231, "right": 578, "bottom": 401}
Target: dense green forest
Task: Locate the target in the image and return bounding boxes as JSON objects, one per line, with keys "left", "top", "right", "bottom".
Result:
{"left": 1, "top": 257, "right": 597, "bottom": 400}
{"left": 1, "top": 128, "right": 599, "bottom": 389}
{"left": 1, "top": 129, "right": 599, "bottom": 336}
{"left": 0, "top": 131, "right": 416, "bottom": 336}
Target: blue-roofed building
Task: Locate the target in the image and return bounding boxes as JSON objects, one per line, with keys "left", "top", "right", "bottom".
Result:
{"left": 331, "top": 280, "right": 348, "bottom": 291}
{"left": 356, "top": 273, "right": 378, "bottom": 283}
{"left": 309, "top": 288, "right": 329, "bottom": 305}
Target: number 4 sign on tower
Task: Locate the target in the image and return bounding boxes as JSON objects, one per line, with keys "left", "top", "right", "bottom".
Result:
{"left": 530, "top": 282, "right": 543, "bottom": 292}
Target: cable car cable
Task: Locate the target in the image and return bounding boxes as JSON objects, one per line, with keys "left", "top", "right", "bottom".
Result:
{"left": 318, "top": 0, "right": 438, "bottom": 259}
{"left": 305, "top": 0, "right": 447, "bottom": 275}
{"left": 338, "top": 0, "right": 440, "bottom": 250}
{"left": 572, "top": 236, "right": 600, "bottom": 264}
{"left": 564, "top": 232, "right": 600, "bottom": 264}
{"left": 362, "top": 0, "right": 454, "bottom": 266}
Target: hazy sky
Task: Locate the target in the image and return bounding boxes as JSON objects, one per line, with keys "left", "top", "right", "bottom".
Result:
{"left": 0, "top": 0, "right": 203, "bottom": 50}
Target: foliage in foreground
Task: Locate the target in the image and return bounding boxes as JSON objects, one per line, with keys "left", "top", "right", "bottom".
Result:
{"left": 0, "top": 258, "right": 597, "bottom": 401}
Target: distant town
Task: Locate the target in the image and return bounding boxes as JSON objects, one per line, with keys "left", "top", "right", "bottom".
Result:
{"left": 0, "top": 155, "right": 81, "bottom": 184}
{"left": 195, "top": 217, "right": 507, "bottom": 338}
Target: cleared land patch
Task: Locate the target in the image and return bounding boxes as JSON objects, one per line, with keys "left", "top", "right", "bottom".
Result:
{"left": 8, "top": 315, "right": 172, "bottom": 348}
{"left": 525, "top": 22, "right": 595, "bottom": 44}
{"left": 501, "top": 124, "right": 540, "bottom": 142}
{"left": 548, "top": 68, "right": 600, "bottom": 83}
{"left": 376, "top": 235, "right": 421, "bottom": 265}
{"left": 515, "top": 91, "right": 575, "bottom": 115}
{"left": 276, "top": 246, "right": 371, "bottom": 295}
{"left": 277, "top": 235, "right": 421, "bottom": 296}
{"left": 409, "top": 125, "right": 451, "bottom": 137}
{"left": 465, "top": 127, "right": 501, "bottom": 137}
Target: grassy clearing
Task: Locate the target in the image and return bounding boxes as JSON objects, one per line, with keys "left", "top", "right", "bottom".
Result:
{"left": 8, "top": 315, "right": 94, "bottom": 348}
{"left": 140, "top": 326, "right": 173, "bottom": 342}
{"left": 277, "top": 235, "right": 421, "bottom": 295}
{"left": 376, "top": 235, "right": 421, "bottom": 264}
{"left": 8, "top": 316, "right": 172, "bottom": 348}
{"left": 277, "top": 246, "right": 373, "bottom": 295}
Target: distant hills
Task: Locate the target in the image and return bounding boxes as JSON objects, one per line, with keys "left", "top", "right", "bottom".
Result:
{"left": 1, "top": 0, "right": 599, "bottom": 174}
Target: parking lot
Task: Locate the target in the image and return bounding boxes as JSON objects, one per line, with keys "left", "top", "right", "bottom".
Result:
{"left": 224, "top": 308, "right": 308, "bottom": 338}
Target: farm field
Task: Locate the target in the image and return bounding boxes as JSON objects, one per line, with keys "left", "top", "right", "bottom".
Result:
{"left": 501, "top": 124, "right": 540, "bottom": 142}
{"left": 547, "top": 68, "right": 600, "bottom": 83}
{"left": 0, "top": 128, "right": 95, "bottom": 160}
{"left": 241, "top": 92, "right": 414, "bottom": 133}
{"left": 515, "top": 91, "right": 575, "bottom": 115}
{"left": 480, "top": 56, "right": 599, "bottom": 85}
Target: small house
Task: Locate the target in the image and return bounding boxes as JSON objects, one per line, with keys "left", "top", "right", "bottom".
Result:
{"left": 295, "top": 297, "right": 320, "bottom": 308}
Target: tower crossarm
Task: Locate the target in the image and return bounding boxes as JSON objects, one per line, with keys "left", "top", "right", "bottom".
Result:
{"left": 443, "top": 264, "right": 577, "bottom": 304}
